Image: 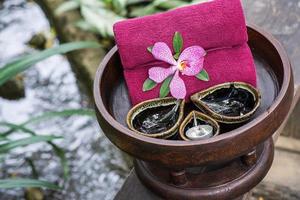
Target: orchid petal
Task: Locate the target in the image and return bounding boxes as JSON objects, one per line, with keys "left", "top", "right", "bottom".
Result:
{"left": 152, "top": 42, "right": 177, "bottom": 66}
{"left": 149, "top": 66, "right": 176, "bottom": 83}
{"left": 179, "top": 46, "right": 206, "bottom": 76}
{"left": 170, "top": 71, "right": 186, "bottom": 99}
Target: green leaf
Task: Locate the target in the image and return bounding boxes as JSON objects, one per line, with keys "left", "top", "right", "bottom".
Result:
{"left": 173, "top": 32, "right": 183, "bottom": 55}
{"left": 126, "top": 0, "right": 150, "bottom": 6}
{"left": 196, "top": 69, "right": 210, "bottom": 81}
{"left": 80, "top": 5, "right": 124, "bottom": 38}
{"left": 173, "top": 52, "right": 180, "bottom": 60}
{"left": 75, "top": 20, "right": 99, "bottom": 34}
{"left": 0, "top": 109, "right": 95, "bottom": 137}
{"left": 153, "top": 0, "right": 188, "bottom": 10}
{"left": 143, "top": 78, "right": 157, "bottom": 92}
{"left": 0, "top": 122, "right": 37, "bottom": 136}
{"left": 2, "top": 109, "right": 95, "bottom": 129}
{"left": 0, "top": 122, "right": 70, "bottom": 179}
{"left": 147, "top": 46, "right": 153, "bottom": 53}
{"left": 55, "top": 0, "right": 80, "bottom": 15}
{"left": 112, "top": 0, "right": 127, "bottom": 15}
{"left": 0, "top": 109, "right": 91, "bottom": 179}
{"left": 22, "top": 109, "right": 95, "bottom": 126}
{"left": 51, "top": 143, "right": 69, "bottom": 179}
{"left": 0, "top": 135, "right": 62, "bottom": 153}
{"left": 25, "top": 158, "right": 39, "bottom": 179}
{"left": 0, "top": 179, "right": 61, "bottom": 190}
{"left": 159, "top": 76, "right": 172, "bottom": 98}
{"left": 0, "top": 135, "right": 9, "bottom": 141}
{"left": 129, "top": 4, "right": 158, "bottom": 17}
{"left": 0, "top": 41, "right": 101, "bottom": 86}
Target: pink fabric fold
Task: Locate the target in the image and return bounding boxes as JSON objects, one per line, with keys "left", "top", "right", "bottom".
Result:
{"left": 113, "top": 0, "right": 257, "bottom": 105}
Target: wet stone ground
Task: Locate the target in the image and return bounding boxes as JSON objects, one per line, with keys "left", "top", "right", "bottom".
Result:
{"left": 0, "top": 0, "right": 129, "bottom": 199}
{"left": 243, "top": 0, "right": 300, "bottom": 83}
{"left": 243, "top": 0, "right": 300, "bottom": 140}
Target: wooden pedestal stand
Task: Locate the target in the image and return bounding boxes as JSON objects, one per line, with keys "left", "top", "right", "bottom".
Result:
{"left": 94, "top": 24, "right": 293, "bottom": 200}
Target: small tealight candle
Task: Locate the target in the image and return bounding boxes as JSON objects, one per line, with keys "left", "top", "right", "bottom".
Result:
{"left": 185, "top": 113, "right": 214, "bottom": 140}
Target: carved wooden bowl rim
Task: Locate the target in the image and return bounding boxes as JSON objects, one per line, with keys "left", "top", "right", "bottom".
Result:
{"left": 93, "top": 24, "right": 294, "bottom": 166}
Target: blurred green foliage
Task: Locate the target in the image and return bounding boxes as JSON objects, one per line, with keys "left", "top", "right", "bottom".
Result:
{"left": 55, "top": 0, "right": 207, "bottom": 38}
{"left": 0, "top": 42, "right": 99, "bottom": 190}
{"left": 0, "top": 109, "right": 95, "bottom": 190}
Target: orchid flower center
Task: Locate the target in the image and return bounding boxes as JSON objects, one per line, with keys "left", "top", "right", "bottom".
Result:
{"left": 177, "top": 61, "right": 188, "bottom": 71}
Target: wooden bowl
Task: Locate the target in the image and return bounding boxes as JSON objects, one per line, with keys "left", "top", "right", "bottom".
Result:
{"left": 93, "top": 24, "right": 293, "bottom": 168}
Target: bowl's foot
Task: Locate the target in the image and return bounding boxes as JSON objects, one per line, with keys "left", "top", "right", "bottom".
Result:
{"left": 134, "top": 138, "right": 274, "bottom": 200}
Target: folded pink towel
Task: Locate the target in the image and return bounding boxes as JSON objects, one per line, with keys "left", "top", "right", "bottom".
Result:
{"left": 113, "top": 0, "right": 257, "bottom": 105}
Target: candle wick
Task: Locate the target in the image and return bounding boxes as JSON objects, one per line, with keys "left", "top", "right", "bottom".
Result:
{"left": 193, "top": 112, "right": 197, "bottom": 127}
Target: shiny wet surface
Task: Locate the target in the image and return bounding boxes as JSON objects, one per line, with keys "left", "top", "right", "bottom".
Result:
{"left": 201, "top": 86, "right": 256, "bottom": 117}
{"left": 0, "top": 1, "right": 129, "bottom": 199}
{"left": 132, "top": 104, "right": 179, "bottom": 135}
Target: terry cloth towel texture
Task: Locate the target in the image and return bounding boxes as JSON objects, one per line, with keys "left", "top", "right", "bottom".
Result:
{"left": 113, "top": 0, "right": 257, "bottom": 105}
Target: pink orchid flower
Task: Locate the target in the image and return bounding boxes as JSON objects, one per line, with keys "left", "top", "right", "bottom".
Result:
{"left": 149, "top": 42, "right": 206, "bottom": 99}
